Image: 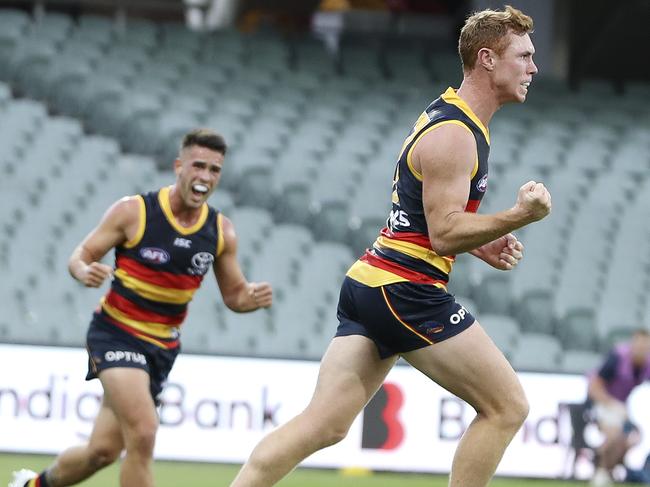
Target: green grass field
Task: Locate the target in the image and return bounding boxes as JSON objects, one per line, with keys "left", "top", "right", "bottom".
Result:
{"left": 0, "top": 453, "right": 633, "bottom": 486}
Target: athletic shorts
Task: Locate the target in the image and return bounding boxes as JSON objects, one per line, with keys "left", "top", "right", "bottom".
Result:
{"left": 335, "top": 277, "right": 475, "bottom": 359}
{"left": 85, "top": 314, "right": 180, "bottom": 403}
{"left": 591, "top": 401, "right": 638, "bottom": 435}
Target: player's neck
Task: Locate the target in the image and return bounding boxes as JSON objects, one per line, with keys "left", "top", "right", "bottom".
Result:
{"left": 456, "top": 77, "right": 499, "bottom": 128}
{"left": 167, "top": 186, "right": 203, "bottom": 227}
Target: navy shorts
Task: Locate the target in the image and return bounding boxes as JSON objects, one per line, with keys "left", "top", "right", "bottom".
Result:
{"left": 86, "top": 314, "right": 180, "bottom": 404}
{"left": 336, "top": 277, "right": 475, "bottom": 359}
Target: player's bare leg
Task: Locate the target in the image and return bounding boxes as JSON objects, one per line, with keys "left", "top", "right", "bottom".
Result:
{"left": 35, "top": 402, "right": 124, "bottom": 486}
{"left": 99, "top": 368, "right": 159, "bottom": 487}
{"left": 230, "top": 335, "right": 398, "bottom": 487}
{"left": 402, "top": 322, "right": 528, "bottom": 487}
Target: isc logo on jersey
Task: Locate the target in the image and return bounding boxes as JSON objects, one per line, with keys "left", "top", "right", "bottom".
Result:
{"left": 388, "top": 209, "right": 411, "bottom": 229}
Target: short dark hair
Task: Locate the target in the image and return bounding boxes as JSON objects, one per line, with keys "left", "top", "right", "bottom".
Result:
{"left": 181, "top": 128, "right": 227, "bottom": 156}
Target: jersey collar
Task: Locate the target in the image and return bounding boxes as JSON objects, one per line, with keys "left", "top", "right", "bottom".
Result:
{"left": 441, "top": 87, "right": 490, "bottom": 145}
{"left": 158, "top": 186, "right": 209, "bottom": 235}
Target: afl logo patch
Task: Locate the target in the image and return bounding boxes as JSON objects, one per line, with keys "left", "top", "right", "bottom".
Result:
{"left": 476, "top": 174, "right": 488, "bottom": 193}
{"left": 139, "top": 247, "right": 170, "bottom": 264}
{"left": 189, "top": 251, "right": 214, "bottom": 276}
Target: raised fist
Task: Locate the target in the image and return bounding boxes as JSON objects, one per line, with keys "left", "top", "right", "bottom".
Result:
{"left": 515, "top": 180, "right": 552, "bottom": 223}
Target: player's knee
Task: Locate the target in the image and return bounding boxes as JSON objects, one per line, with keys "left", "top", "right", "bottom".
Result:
{"left": 89, "top": 444, "right": 121, "bottom": 469}
{"left": 126, "top": 422, "right": 158, "bottom": 456}
{"left": 500, "top": 391, "right": 529, "bottom": 430}
{"left": 313, "top": 421, "right": 350, "bottom": 448}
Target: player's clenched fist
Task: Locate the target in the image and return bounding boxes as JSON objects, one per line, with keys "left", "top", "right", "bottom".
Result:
{"left": 80, "top": 262, "right": 113, "bottom": 288}
{"left": 515, "top": 180, "right": 552, "bottom": 223}
{"left": 249, "top": 281, "right": 273, "bottom": 309}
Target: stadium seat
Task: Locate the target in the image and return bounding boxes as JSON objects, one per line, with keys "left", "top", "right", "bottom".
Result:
{"left": 510, "top": 333, "right": 563, "bottom": 372}
{"left": 557, "top": 307, "right": 599, "bottom": 352}
{"left": 478, "top": 314, "right": 521, "bottom": 359}
{"left": 561, "top": 350, "right": 602, "bottom": 374}
{"left": 1, "top": 16, "right": 648, "bottom": 367}
{"left": 473, "top": 273, "right": 513, "bottom": 315}
{"left": 514, "top": 289, "right": 556, "bottom": 335}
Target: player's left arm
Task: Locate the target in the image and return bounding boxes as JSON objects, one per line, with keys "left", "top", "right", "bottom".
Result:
{"left": 213, "top": 215, "right": 273, "bottom": 312}
{"left": 469, "top": 233, "right": 524, "bottom": 271}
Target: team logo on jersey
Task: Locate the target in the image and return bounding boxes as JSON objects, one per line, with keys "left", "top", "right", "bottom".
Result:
{"left": 476, "top": 174, "right": 488, "bottom": 192}
{"left": 140, "top": 247, "right": 170, "bottom": 264}
{"left": 189, "top": 252, "right": 214, "bottom": 275}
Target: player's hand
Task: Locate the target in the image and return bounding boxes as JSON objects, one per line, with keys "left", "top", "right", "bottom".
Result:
{"left": 475, "top": 233, "right": 524, "bottom": 271}
{"left": 515, "top": 180, "right": 551, "bottom": 223}
{"left": 249, "top": 282, "right": 273, "bottom": 309}
{"left": 80, "top": 262, "right": 113, "bottom": 288}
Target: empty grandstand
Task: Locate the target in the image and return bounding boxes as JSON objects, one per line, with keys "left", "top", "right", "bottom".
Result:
{"left": 1, "top": 1, "right": 649, "bottom": 376}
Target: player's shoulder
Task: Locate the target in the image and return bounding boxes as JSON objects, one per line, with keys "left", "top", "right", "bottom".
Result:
{"left": 100, "top": 194, "right": 143, "bottom": 225}
{"left": 116, "top": 194, "right": 143, "bottom": 213}
{"left": 416, "top": 122, "right": 476, "bottom": 161}
{"left": 219, "top": 213, "right": 235, "bottom": 235}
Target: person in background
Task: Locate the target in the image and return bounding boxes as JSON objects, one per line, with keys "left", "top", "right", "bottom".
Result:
{"left": 588, "top": 329, "right": 650, "bottom": 487}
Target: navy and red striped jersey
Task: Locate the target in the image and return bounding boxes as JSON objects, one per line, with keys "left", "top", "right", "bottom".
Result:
{"left": 98, "top": 186, "right": 224, "bottom": 349}
{"left": 347, "top": 87, "right": 490, "bottom": 289}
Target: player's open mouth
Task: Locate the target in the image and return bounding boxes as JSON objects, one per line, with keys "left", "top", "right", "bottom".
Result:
{"left": 192, "top": 183, "right": 209, "bottom": 196}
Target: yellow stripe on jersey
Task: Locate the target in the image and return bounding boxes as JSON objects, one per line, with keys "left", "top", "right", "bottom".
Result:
{"left": 123, "top": 195, "right": 146, "bottom": 249}
{"left": 374, "top": 236, "right": 454, "bottom": 275}
{"left": 129, "top": 332, "right": 170, "bottom": 349}
{"left": 380, "top": 287, "right": 434, "bottom": 345}
{"left": 406, "top": 120, "right": 475, "bottom": 181}
{"left": 441, "top": 87, "right": 490, "bottom": 144}
{"left": 470, "top": 155, "right": 479, "bottom": 180}
{"left": 399, "top": 111, "right": 431, "bottom": 157}
{"left": 101, "top": 297, "right": 179, "bottom": 338}
{"left": 114, "top": 268, "right": 197, "bottom": 304}
{"left": 159, "top": 186, "right": 209, "bottom": 235}
{"left": 346, "top": 260, "right": 408, "bottom": 287}
{"left": 216, "top": 212, "right": 225, "bottom": 257}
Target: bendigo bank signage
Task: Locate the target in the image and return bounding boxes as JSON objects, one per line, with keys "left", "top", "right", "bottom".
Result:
{"left": 2, "top": 344, "right": 650, "bottom": 479}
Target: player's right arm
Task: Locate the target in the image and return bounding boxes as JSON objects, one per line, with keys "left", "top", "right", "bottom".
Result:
{"left": 413, "top": 124, "right": 551, "bottom": 256}
{"left": 68, "top": 196, "right": 141, "bottom": 288}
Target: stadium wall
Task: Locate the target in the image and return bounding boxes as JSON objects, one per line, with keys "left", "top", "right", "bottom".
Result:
{"left": 2, "top": 344, "right": 650, "bottom": 480}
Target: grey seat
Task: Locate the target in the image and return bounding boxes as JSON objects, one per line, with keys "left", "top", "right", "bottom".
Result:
{"left": 557, "top": 307, "right": 599, "bottom": 352}
{"left": 148, "top": 111, "right": 200, "bottom": 161}
{"left": 227, "top": 206, "right": 274, "bottom": 260}
{"left": 310, "top": 199, "right": 351, "bottom": 244}
{"left": 510, "top": 332, "right": 563, "bottom": 372}
{"left": 7, "top": 41, "right": 57, "bottom": 95}
{"left": 561, "top": 350, "right": 602, "bottom": 374}
{"left": 478, "top": 314, "right": 521, "bottom": 359}
{"left": 514, "top": 289, "right": 556, "bottom": 335}
{"left": 473, "top": 273, "right": 513, "bottom": 315}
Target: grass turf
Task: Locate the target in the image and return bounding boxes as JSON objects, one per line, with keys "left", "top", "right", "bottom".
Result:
{"left": 0, "top": 452, "right": 622, "bottom": 486}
